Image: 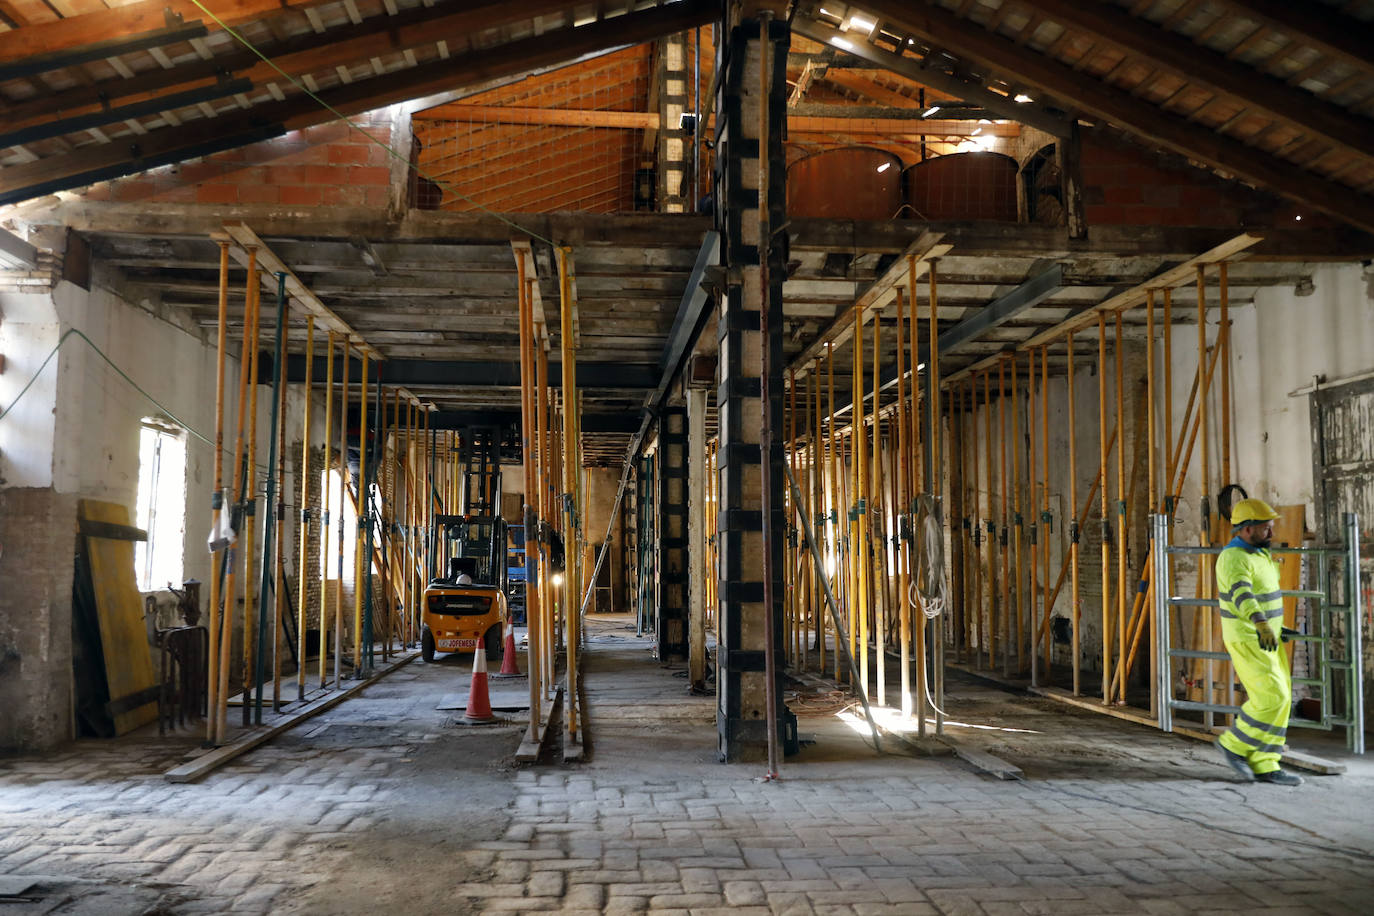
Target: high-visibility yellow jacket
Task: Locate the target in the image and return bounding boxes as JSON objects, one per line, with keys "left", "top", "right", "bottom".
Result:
{"left": 1216, "top": 535, "right": 1283, "bottom": 643}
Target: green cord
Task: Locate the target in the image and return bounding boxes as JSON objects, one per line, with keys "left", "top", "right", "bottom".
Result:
{"left": 0, "top": 327, "right": 213, "bottom": 447}
{"left": 185, "top": 0, "right": 556, "bottom": 247}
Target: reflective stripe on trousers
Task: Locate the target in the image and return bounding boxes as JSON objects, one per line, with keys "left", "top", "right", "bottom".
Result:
{"left": 1218, "top": 634, "right": 1292, "bottom": 775}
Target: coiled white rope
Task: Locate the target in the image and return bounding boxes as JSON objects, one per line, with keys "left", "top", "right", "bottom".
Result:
{"left": 910, "top": 494, "right": 947, "bottom": 621}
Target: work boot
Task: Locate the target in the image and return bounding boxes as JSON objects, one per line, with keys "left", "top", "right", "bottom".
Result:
{"left": 1214, "top": 737, "right": 1255, "bottom": 782}
{"left": 1255, "top": 769, "right": 1303, "bottom": 786}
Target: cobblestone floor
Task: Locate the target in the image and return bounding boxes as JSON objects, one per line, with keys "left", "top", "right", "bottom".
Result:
{"left": 3, "top": 616, "right": 1372, "bottom": 914}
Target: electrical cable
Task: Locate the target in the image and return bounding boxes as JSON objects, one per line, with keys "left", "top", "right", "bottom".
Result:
{"left": 1, "top": 327, "right": 211, "bottom": 446}
{"left": 184, "top": 0, "right": 556, "bottom": 246}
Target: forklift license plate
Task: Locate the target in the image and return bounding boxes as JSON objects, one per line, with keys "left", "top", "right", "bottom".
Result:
{"left": 436, "top": 638, "right": 479, "bottom": 651}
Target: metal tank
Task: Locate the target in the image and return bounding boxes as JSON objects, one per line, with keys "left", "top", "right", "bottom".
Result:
{"left": 787, "top": 148, "right": 904, "bottom": 220}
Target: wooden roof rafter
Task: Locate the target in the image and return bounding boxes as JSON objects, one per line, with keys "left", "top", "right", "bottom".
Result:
{"left": 0, "top": 0, "right": 717, "bottom": 206}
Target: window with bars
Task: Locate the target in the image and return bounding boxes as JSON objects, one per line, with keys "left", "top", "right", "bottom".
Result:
{"left": 135, "top": 419, "right": 186, "bottom": 592}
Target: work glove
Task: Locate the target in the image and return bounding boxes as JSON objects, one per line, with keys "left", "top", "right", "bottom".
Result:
{"left": 1257, "top": 626, "right": 1279, "bottom": 651}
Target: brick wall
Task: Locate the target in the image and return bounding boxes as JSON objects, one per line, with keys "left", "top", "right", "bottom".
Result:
{"left": 0, "top": 487, "right": 77, "bottom": 751}
{"left": 75, "top": 116, "right": 396, "bottom": 209}
{"left": 1081, "top": 135, "right": 1332, "bottom": 228}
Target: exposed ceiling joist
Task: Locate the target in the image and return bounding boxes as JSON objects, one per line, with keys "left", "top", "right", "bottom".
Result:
{"left": 790, "top": 230, "right": 950, "bottom": 376}
{"left": 945, "top": 232, "right": 1264, "bottom": 383}
{"left": 220, "top": 221, "right": 382, "bottom": 361}
{"left": 854, "top": 0, "right": 1374, "bottom": 235}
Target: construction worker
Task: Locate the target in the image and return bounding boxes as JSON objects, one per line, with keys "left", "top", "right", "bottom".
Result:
{"left": 1214, "top": 497, "right": 1302, "bottom": 786}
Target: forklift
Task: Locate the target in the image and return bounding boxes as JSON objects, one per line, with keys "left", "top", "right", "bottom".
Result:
{"left": 419, "top": 425, "right": 508, "bottom": 663}
{"left": 421, "top": 514, "right": 508, "bottom": 662}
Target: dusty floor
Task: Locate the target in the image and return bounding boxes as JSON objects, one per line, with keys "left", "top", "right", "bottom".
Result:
{"left": 2, "top": 614, "right": 1372, "bottom": 914}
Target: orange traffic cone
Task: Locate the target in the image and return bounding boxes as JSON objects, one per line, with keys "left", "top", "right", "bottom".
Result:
{"left": 496, "top": 621, "right": 521, "bottom": 677}
{"left": 464, "top": 648, "right": 496, "bottom": 722}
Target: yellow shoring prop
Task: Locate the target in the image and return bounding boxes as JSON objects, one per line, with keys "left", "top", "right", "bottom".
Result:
{"left": 1067, "top": 332, "right": 1081, "bottom": 695}
{"left": 558, "top": 246, "right": 581, "bottom": 739}
{"left": 1098, "top": 313, "right": 1112, "bottom": 705}
{"left": 207, "top": 241, "right": 230, "bottom": 745}
{"left": 318, "top": 332, "right": 335, "bottom": 689}
{"left": 272, "top": 317, "right": 290, "bottom": 711}
{"left": 1115, "top": 313, "right": 1128, "bottom": 704}
{"left": 1041, "top": 346, "right": 1051, "bottom": 678}
{"left": 354, "top": 352, "right": 368, "bottom": 673}
{"left": 241, "top": 257, "right": 263, "bottom": 727}
{"left": 334, "top": 338, "right": 350, "bottom": 689}
{"left": 296, "top": 317, "right": 314, "bottom": 701}
{"left": 871, "top": 314, "right": 884, "bottom": 702}
{"left": 895, "top": 288, "right": 912, "bottom": 716}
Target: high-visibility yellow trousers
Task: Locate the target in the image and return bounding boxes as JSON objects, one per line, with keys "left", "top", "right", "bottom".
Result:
{"left": 1218, "top": 634, "right": 1291, "bottom": 774}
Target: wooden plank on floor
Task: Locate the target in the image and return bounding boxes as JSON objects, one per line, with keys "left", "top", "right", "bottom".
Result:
{"left": 942, "top": 739, "right": 1024, "bottom": 780}
{"left": 515, "top": 688, "right": 562, "bottom": 763}
{"left": 164, "top": 651, "right": 418, "bottom": 783}
{"left": 1029, "top": 685, "right": 1347, "bottom": 775}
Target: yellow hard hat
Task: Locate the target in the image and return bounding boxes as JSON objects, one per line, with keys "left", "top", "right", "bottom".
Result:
{"left": 1230, "top": 497, "right": 1279, "bottom": 527}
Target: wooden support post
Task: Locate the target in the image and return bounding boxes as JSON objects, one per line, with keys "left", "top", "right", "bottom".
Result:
{"left": 854, "top": 300, "right": 869, "bottom": 697}
{"left": 1219, "top": 262, "right": 1231, "bottom": 487}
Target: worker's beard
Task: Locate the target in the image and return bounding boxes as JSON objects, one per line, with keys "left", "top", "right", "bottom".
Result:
{"left": 1252, "top": 535, "right": 1272, "bottom": 549}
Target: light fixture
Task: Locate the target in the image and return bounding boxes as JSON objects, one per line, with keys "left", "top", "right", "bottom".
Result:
{"left": 551, "top": 572, "right": 565, "bottom": 587}
{"left": 922, "top": 105, "right": 941, "bottom": 117}
{"left": 976, "top": 134, "right": 997, "bottom": 150}
{"left": 876, "top": 162, "right": 891, "bottom": 173}
{"left": 1295, "top": 214, "right": 1303, "bottom": 221}
{"left": 916, "top": 362, "right": 926, "bottom": 371}
{"left": 829, "top": 36, "right": 854, "bottom": 50}
{"left": 1014, "top": 93, "right": 1034, "bottom": 103}
{"left": 971, "top": 127, "right": 982, "bottom": 135}
{"left": 1295, "top": 276, "right": 1315, "bottom": 297}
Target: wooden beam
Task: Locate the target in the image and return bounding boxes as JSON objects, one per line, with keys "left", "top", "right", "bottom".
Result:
{"left": 1024, "top": 0, "right": 1374, "bottom": 169}
{"left": 1212, "top": 0, "right": 1374, "bottom": 78}
{"left": 0, "top": 0, "right": 719, "bottom": 206}
{"left": 413, "top": 102, "right": 1015, "bottom": 137}
{"left": 856, "top": 0, "right": 1374, "bottom": 235}
{"left": 0, "top": 0, "right": 334, "bottom": 66}
{"left": 942, "top": 232, "right": 1262, "bottom": 383}
{"left": 789, "top": 230, "right": 951, "bottom": 377}
{"left": 220, "top": 222, "right": 382, "bottom": 361}
{"left": 419, "top": 104, "right": 659, "bottom": 128}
